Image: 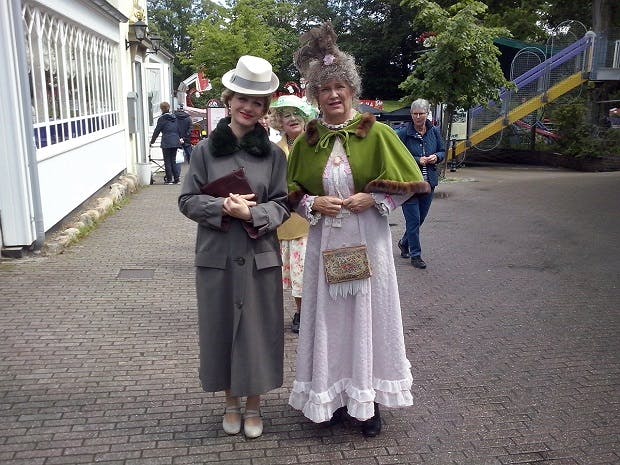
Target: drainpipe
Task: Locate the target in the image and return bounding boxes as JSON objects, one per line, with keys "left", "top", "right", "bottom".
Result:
{"left": 11, "top": 0, "right": 45, "bottom": 249}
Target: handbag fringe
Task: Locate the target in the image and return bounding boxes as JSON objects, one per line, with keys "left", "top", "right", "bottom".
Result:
{"left": 328, "top": 278, "right": 370, "bottom": 299}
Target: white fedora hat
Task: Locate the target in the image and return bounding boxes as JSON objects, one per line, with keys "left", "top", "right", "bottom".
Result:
{"left": 221, "top": 55, "right": 279, "bottom": 95}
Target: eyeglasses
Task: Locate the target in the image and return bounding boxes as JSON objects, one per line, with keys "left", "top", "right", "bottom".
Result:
{"left": 411, "top": 112, "right": 427, "bottom": 117}
{"left": 281, "top": 109, "right": 305, "bottom": 119}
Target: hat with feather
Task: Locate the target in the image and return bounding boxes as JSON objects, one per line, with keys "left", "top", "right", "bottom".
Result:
{"left": 293, "top": 22, "right": 362, "bottom": 106}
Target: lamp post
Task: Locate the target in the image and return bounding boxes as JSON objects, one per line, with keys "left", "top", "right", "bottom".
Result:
{"left": 125, "top": 20, "right": 148, "bottom": 49}
{"left": 148, "top": 33, "right": 161, "bottom": 54}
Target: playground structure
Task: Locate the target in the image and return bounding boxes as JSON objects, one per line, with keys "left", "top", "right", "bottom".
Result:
{"left": 512, "top": 120, "right": 560, "bottom": 142}
{"left": 448, "top": 23, "right": 619, "bottom": 166}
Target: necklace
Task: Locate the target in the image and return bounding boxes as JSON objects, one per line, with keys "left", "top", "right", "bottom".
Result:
{"left": 320, "top": 113, "right": 357, "bottom": 130}
{"left": 286, "top": 134, "right": 296, "bottom": 146}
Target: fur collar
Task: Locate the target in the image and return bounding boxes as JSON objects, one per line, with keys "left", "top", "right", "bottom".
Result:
{"left": 306, "top": 112, "right": 376, "bottom": 146}
{"left": 208, "top": 117, "right": 272, "bottom": 158}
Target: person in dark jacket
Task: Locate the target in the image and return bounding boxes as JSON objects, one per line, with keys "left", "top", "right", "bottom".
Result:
{"left": 175, "top": 104, "right": 193, "bottom": 163}
{"left": 395, "top": 99, "right": 445, "bottom": 269}
{"left": 150, "top": 101, "right": 181, "bottom": 184}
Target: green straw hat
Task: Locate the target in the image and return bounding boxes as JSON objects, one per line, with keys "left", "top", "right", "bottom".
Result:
{"left": 270, "top": 95, "right": 318, "bottom": 119}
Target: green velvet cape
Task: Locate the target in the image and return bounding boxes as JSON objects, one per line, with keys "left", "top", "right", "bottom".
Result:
{"left": 287, "top": 113, "right": 430, "bottom": 206}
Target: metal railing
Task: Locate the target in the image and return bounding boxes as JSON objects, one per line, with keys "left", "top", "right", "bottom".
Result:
{"left": 464, "top": 33, "right": 595, "bottom": 150}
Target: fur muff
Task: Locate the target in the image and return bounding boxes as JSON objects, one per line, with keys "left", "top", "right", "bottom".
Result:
{"left": 287, "top": 189, "right": 307, "bottom": 209}
{"left": 208, "top": 117, "right": 272, "bottom": 158}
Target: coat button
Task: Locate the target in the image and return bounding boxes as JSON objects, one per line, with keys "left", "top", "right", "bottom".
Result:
{"left": 234, "top": 257, "right": 245, "bottom": 265}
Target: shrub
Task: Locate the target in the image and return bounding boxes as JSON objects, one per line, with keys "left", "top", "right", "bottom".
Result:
{"left": 551, "top": 98, "right": 619, "bottom": 158}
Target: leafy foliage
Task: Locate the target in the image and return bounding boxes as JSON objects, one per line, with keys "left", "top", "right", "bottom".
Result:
{"left": 188, "top": 0, "right": 292, "bottom": 97}
{"left": 147, "top": 0, "right": 614, "bottom": 104}
{"left": 399, "top": 0, "right": 514, "bottom": 111}
{"left": 343, "top": 0, "right": 418, "bottom": 99}
{"left": 485, "top": 5, "right": 548, "bottom": 41}
{"left": 147, "top": 0, "right": 225, "bottom": 86}
{"left": 143, "top": 0, "right": 620, "bottom": 161}
{"left": 552, "top": 97, "right": 620, "bottom": 158}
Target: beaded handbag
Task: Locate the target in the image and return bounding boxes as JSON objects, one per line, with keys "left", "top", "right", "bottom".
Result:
{"left": 322, "top": 244, "right": 371, "bottom": 284}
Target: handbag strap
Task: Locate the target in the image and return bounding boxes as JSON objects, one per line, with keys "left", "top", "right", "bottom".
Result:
{"left": 324, "top": 207, "right": 364, "bottom": 250}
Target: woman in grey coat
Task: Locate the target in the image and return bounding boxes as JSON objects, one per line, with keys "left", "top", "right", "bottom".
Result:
{"left": 178, "top": 56, "right": 289, "bottom": 439}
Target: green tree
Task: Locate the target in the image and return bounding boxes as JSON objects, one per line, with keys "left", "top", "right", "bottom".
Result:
{"left": 147, "top": 0, "right": 614, "bottom": 104}
{"left": 147, "top": 0, "right": 226, "bottom": 86}
{"left": 188, "top": 0, "right": 298, "bottom": 99}
{"left": 399, "top": 0, "right": 514, "bottom": 167}
{"left": 545, "top": 1, "right": 592, "bottom": 29}
{"left": 343, "top": 0, "right": 418, "bottom": 100}
{"left": 484, "top": 1, "right": 549, "bottom": 41}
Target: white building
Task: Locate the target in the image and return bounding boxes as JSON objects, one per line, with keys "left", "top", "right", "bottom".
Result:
{"left": 0, "top": 0, "right": 174, "bottom": 255}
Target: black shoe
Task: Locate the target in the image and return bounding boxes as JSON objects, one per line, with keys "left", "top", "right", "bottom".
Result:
{"left": 361, "top": 403, "right": 381, "bottom": 437}
{"left": 173, "top": 179, "right": 180, "bottom": 184}
{"left": 291, "top": 312, "right": 300, "bottom": 333}
{"left": 328, "top": 406, "right": 347, "bottom": 426}
{"left": 411, "top": 256, "right": 427, "bottom": 269}
{"left": 397, "top": 239, "right": 410, "bottom": 258}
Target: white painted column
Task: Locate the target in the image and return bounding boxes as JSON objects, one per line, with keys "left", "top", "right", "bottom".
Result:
{"left": 0, "top": 0, "right": 42, "bottom": 248}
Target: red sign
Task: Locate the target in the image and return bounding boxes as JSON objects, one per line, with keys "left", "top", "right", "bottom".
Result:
{"left": 359, "top": 99, "right": 384, "bottom": 110}
{"left": 197, "top": 72, "right": 211, "bottom": 92}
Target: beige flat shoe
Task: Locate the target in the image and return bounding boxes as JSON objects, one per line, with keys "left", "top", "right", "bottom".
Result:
{"left": 222, "top": 405, "right": 241, "bottom": 435}
{"left": 243, "top": 409, "right": 263, "bottom": 439}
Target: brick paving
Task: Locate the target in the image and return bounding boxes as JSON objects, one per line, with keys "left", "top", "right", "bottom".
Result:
{"left": 0, "top": 165, "right": 618, "bottom": 465}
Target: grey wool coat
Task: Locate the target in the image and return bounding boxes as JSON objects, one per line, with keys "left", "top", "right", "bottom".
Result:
{"left": 178, "top": 117, "right": 290, "bottom": 397}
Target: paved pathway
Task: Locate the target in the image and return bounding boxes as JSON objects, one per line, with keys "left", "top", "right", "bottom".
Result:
{"left": 1, "top": 165, "right": 618, "bottom": 465}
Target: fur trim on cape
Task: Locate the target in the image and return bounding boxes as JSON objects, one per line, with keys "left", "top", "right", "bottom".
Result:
{"left": 364, "top": 179, "right": 431, "bottom": 195}
{"left": 208, "top": 117, "right": 272, "bottom": 158}
{"left": 306, "top": 113, "right": 376, "bottom": 146}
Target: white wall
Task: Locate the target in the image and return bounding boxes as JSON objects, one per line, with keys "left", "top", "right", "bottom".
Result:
{"left": 0, "top": 0, "right": 172, "bottom": 248}
{"left": 37, "top": 129, "right": 127, "bottom": 230}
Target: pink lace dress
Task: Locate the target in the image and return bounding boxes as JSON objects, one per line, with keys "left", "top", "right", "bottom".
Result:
{"left": 288, "top": 137, "right": 413, "bottom": 422}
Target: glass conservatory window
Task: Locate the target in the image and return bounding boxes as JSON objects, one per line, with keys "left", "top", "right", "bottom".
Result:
{"left": 22, "top": 4, "right": 120, "bottom": 149}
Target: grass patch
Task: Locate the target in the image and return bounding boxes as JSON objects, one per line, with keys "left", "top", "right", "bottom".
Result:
{"left": 382, "top": 100, "right": 408, "bottom": 112}
{"left": 0, "top": 262, "right": 18, "bottom": 271}
{"left": 64, "top": 196, "right": 131, "bottom": 248}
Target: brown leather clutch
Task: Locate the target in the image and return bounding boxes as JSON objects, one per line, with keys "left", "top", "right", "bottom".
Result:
{"left": 200, "top": 167, "right": 253, "bottom": 197}
{"left": 200, "top": 168, "right": 258, "bottom": 237}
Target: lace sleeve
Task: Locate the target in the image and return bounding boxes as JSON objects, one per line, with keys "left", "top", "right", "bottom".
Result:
{"left": 301, "top": 195, "right": 322, "bottom": 225}
{"left": 371, "top": 193, "right": 395, "bottom": 216}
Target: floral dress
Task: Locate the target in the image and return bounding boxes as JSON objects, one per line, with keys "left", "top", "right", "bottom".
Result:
{"left": 276, "top": 138, "right": 309, "bottom": 299}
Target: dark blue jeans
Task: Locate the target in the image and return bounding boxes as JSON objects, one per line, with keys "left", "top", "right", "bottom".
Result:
{"left": 181, "top": 143, "right": 193, "bottom": 163}
{"left": 400, "top": 190, "right": 434, "bottom": 258}
{"left": 162, "top": 147, "right": 181, "bottom": 182}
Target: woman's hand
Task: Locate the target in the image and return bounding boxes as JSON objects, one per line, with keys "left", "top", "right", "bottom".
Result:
{"left": 343, "top": 193, "right": 374, "bottom": 214}
{"left": 223, "top": 193, "right": 257, "bottom": 221}
{"left": 312, "top": 196, "right": 344, "bottom": 217}
{"left": 421, "top": 154, "right": 438, "bottom": 165}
